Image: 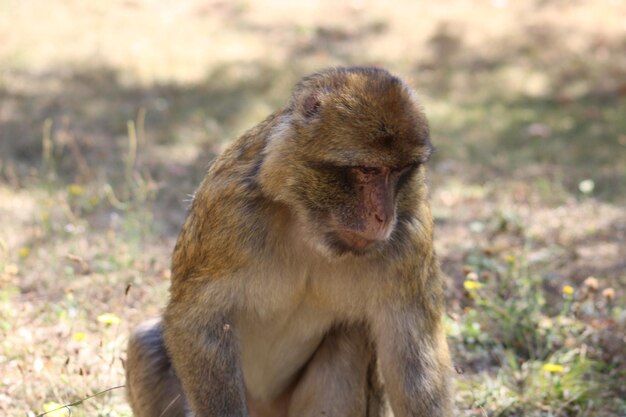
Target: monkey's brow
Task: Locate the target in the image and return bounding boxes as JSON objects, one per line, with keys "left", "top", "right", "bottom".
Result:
{"left": 307, "top": 159, "right": 421, "bottom": 172}
{"left": 307, "top": 159, "right": 375, "bottom": 169}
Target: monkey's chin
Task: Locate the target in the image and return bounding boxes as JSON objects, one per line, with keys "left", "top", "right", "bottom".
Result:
{"left": 335, "top": 230, "right": 376, "bottom": 251}
{"left": 295, "top": 216, "right": 379, "bottom": 258}
{"left": 321, "top": 230, "right": 381, "bottom": 257}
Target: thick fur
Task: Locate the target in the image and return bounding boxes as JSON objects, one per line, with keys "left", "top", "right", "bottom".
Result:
{"left": 126, "top": 67, "right": 453, "bottom": 417}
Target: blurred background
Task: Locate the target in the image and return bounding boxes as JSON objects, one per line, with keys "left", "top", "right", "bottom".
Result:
{"left": 1, "top": 1, "right": 625, "bottom": 416}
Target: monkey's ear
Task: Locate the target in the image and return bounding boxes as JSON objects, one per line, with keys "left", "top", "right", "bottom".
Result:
{"left": 302, "top": 93, "right": 322, "bottom": 119}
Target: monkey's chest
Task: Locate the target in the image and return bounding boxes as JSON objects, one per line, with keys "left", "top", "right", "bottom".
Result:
{"left": 235, "top": 299, "right": 335, "bottom": 402}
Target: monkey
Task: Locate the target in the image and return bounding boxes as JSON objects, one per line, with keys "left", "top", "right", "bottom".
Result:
{"left": 126, "top": 66, "right": 453, "bottom": 417}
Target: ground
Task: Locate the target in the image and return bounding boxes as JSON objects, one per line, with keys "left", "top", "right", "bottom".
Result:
{"left": 0, "top": 1, "right": 625, "bottom": 416}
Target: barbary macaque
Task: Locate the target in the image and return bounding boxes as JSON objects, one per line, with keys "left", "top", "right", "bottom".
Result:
{"left": 126, "top": 66, "right": 453, "bottom": 417}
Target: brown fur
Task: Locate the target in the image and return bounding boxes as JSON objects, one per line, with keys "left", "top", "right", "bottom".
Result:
{"left": 126, "top": 67, "right": 453, "bottom": 417}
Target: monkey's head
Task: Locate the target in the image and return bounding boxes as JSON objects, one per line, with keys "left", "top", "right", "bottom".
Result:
{"left": 260, "top": 67, "right": 432, "bottom": 257}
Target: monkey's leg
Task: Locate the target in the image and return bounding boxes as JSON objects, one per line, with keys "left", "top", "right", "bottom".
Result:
{"left": 288, "top": 325, "right": 383, "bottom": 417}
{"left": 126, "top": 319, "right": 189, "bottom": 417}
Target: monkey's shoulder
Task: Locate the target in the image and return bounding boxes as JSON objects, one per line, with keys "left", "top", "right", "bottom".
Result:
{"left": 170, "top": 169, "right": 275, "bottom": 284}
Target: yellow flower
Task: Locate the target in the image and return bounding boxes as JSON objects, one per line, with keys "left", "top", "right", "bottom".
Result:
{"left": 72, "top": 332, "right": 87, "bottom": 341}
{"left": 18, "top": 247, "right": 30, "bottom": 258}
{"left": 542, "top": 363, "right": 565, "bottom": 373}
{"left": 562, "top": 285, "right": 574, "bottom": 296}
{"left": 67, "top": 184, "right": 84, "bottom": 196}
{"left": 97, "top": 313, "right": 121, "bottom": 325}
{"left": 43, "top": 402, "right": 69, "bottom": 417}
{"left": 463, "top": 280, "right": 483, "bottom": 291}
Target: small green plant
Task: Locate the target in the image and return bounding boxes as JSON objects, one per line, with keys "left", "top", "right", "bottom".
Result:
{"left": 453, "top": 252, "right": 622, "bottom": 416}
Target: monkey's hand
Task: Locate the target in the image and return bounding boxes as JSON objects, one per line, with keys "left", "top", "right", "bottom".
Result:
{"left": 372, "top": 299, "right": 453, "bottom": 417}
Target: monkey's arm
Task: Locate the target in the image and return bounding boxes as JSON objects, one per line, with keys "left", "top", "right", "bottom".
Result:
{"left": 372, "top": 267, "right": 453, "bottom": 417}
{"left": 163, "top": 289, "right": 248, "bottom": 417}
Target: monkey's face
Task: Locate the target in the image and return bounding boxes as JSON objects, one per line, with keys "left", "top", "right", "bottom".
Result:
{"left": 295, "top": 161, "right": 420, "bottom": 256}
{"left": 275, "top": 68, "right": 433, "bottom": 257}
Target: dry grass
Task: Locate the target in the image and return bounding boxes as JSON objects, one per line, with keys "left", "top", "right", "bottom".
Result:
{"left": 1, "top": 1, "right": 625, "bottom": 416}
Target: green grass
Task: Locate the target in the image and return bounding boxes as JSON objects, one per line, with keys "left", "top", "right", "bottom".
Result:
{"left": 450, "top": 253, "right": 625, "bottom": 416}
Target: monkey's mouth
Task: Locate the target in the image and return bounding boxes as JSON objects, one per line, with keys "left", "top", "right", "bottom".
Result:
{"left": 323, "top": 215, "right": 383, "bottom": 255}
{"left": 338, "top": 230, "right": 375, "bottom": 250}
{"left": 334, "top": 229, "right": 377, "bottom": 251}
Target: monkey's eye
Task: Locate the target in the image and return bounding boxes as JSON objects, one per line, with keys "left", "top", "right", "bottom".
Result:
{"left": 395, "top": 162, "right": 420, "bottom": 191}
{"left": 354, "top": 166, "right": 380, "bottom": 175}
{"left": 395, "top": 162, "right": 419, "bottom": 174}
